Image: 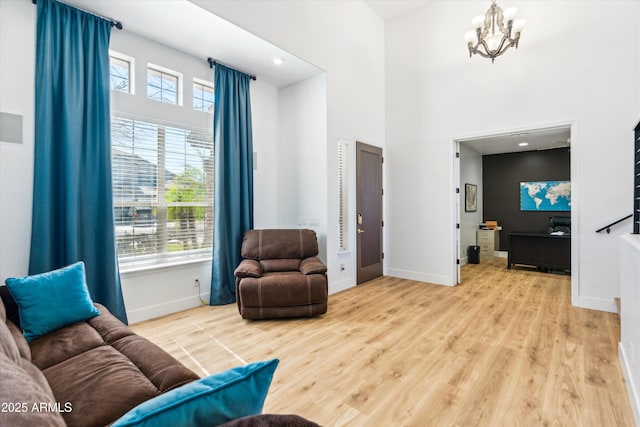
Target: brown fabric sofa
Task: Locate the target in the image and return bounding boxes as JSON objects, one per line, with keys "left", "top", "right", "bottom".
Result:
{"left": 0, "top": 286, "right": 199, "bottom": 427}
{"left": 0, "top": 287, "right": 319, "bottom": 427}
{"left": 235, "top": 229, "right": 328, "bottom": 320}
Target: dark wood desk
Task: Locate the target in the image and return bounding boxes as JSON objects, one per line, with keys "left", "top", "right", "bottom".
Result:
{"left": 507, "top": 232, "right": 571, "bottom": 272}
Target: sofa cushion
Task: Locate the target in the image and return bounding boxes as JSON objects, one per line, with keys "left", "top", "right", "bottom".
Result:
{"left": 0, "top": 285, "right": 20, "bottom": 327}
{"left": 0, "top": 292, "right": 5, "bottom": 322}
{"left": 5, "top": 261, "right": 100, "bottom": 342}
{"left": 111, "top": 334, "right": 199, "bottom": 393}
{"left": 0, "top": 316, "right": 21, "bottom": 364}
{"left": 7, "top": 320, "right": 31, "bottom": 361}
{"left": 0, "top": 352, "right": 66, "bottom": 427}
{"left": 112, "top": 359, "right": 279, "bottom": 427}
{"left": 89, "top": 303, "right": 138, "bottom": 344}
{"left": 29, "top": 321, "right": 105, "bottom": 370}
{"left": 43, "top": 345, "right": 161, "bottom": 427}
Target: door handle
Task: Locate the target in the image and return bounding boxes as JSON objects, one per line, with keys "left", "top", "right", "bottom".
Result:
{"left": 357, "top": 229, "right": 365, "bottom": 234}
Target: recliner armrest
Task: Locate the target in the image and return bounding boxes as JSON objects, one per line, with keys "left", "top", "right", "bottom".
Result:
{"left": 300, "top": 257, "right": 327, "bottom": 275}
{"left": 235, "top": 259, "right": 263, "bottom": 278}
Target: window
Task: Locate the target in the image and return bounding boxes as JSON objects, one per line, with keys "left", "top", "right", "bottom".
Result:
{"left": 338, "top": 140, "right": 349, "bottom": 251}
{"left": 147, "top": 65, "right": 180, "bottom": 105}
{"left": 193, "top": 79, "right": 214, "bottom": 112}
{"left": 109, "top": 52, "right": 133, "bottom": 94}
{"left": 111, "top": 116, "right": 213, "bottom": 267}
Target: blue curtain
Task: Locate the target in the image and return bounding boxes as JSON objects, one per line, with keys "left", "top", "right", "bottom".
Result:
{"left": 30, "top": 0, "right": 127, "bottom": 323}
{"left": 210, "top": 64, "right": 254, "bottom": 305}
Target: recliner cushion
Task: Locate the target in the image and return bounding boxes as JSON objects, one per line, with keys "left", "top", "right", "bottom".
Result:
{"left": 241, "top": 229, "right": 319, "bottom": 260}
{"left": 260, "top": 259, "right": 301, "bottom": 273}
{"left": 238, "top": 274, "right": 328, "bottom": 308}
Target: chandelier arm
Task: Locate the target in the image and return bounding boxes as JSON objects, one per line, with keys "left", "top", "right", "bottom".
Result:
{"left": 469, "top": 47, "right": 492, "bottom": 59}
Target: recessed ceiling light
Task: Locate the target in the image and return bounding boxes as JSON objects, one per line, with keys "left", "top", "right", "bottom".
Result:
{"left": 273, "top": 58, "right": 284, "bottom": 65}
{"left": 519, "top": 142, "right": 529, "bottom": 147}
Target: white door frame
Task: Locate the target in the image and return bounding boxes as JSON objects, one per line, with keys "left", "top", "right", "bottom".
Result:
{"left": 451, "top": 120, "right": 578, "bottom": 305}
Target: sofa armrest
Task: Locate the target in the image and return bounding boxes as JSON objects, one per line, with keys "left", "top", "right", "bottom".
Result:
{"left": 300, "top": 257, "right": 327, "bottom": 275}
{"left": 235, "top": 259, "right": 263, "bottom": 278}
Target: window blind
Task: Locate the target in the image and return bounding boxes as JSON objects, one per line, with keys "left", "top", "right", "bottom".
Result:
{"left": 111, "top": 116, "right": 214, "bottom": 266}
{"left": 338, "top": 140, "right": 348, "bottom": 251}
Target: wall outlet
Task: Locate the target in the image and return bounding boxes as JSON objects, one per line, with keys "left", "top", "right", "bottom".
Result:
{"left": 194, "top": 277, "right": 200, "bottom": 288}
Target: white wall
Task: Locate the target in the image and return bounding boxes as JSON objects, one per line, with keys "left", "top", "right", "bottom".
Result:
{"left": 620, "top": 234, "right": 640, "bottom": 425}
{"left": 191, "top": 0, "right": 386, "bottom": 294}
{"left": 459, "top": 144, "right": 483, "bottom": 263}
{"left": 386, "top": 1, "right": 640, "bottom": 310}
{"left": 277, "top": 74, "right": 328, "bottom": 259}
{"left": 0, "top": 0, "right": 35, "bottom": 282}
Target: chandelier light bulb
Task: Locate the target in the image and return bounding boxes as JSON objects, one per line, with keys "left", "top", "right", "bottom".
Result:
{"left": 464, "top": 31, "right": 477, "bottom": 44}
{"left": 503, "top": 7, "right": 517, "bottom": 21}
{"left": 513, "top": 19, "right": 526, "bottom": 33}
{"left": 472, "top": 15, "right": 485, "bottom": 29}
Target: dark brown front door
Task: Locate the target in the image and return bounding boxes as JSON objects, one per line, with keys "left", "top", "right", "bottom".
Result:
{"left": 356, "top": 142, "right": 383, "bottom": 284}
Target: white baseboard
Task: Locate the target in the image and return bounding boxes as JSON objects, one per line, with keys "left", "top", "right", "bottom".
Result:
{"left": 329, "top": 277, "right": 355, "bottom": 295}
{"left": 619, "top": 343, "right": 640, "bottom": 426}
{"left": 127, "top": 293, "right": 210, "bottom": 324}
{"left": 573, "top": 295, "right": 617, "bottom": 313}
{"left": 386, "top": 268, "right": 453, "bottom": 286}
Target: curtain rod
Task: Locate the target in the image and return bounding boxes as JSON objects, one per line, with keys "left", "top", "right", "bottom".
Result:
{"left": 31, "top": 0, "right": 123, "bottom": 30}
{"left": 207, "top": 57, "right": 256, "bottom": 81}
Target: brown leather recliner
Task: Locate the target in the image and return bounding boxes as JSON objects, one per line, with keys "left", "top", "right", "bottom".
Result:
{"left": 234, "top": 229, "right": 328, "bottom": 320}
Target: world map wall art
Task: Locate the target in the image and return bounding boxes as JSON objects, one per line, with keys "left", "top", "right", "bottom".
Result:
{"left": 520, "top": 180, "right": 571, "bottom": 211}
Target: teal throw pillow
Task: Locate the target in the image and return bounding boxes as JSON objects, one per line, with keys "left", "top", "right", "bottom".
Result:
{"left": 112, "top": 359, "right": 280, "bottom": 427}
{"left": 5, "top": 261, "right": 100, "bottom": 342}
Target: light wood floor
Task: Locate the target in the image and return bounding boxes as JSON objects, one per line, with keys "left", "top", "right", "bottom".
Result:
{"left": 131, "top": 258, "right": 635, "bottom": 426}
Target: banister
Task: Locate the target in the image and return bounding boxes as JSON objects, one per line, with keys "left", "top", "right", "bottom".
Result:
{"left": 595, "top": 214, "right": 633, "bottom": 233}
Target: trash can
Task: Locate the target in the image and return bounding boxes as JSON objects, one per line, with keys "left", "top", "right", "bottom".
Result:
{"left": 468, "top": 245, "right": 480, "bottom": 264}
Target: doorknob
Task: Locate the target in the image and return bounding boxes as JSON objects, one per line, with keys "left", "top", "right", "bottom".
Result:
{"left": 357, "top": 229, "right": 365, "bottom": 234}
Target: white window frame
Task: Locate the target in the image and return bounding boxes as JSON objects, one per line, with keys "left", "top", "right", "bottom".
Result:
{"left": 109, "top": 50, "right": 135, "bottom": 95}
{"left": 192, "top": 77, "right": 214, "bottom": 113}
{"left": 111, "top": 114, "right": 213, "bottom": 270}
{"left": 147, "top": 63, "right": 183, "bottom": 106}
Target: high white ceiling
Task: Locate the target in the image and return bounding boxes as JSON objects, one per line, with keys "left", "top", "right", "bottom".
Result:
{"left": 364, "top": 0, "right": 431, "bottom": 21}
{"left": 64, "top": 0, "right": 322, "bottom": 88}
{"left": 460, "top": 126, "right": 571, "bottom": 156}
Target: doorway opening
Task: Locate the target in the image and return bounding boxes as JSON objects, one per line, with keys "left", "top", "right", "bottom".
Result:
{"left": 453, "top": 123, "right": 575, "bottom": 293}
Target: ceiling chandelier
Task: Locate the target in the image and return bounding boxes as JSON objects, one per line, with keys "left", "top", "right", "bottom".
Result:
{"left": 464, "top": 1, "right": 525, "bottom": 63}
